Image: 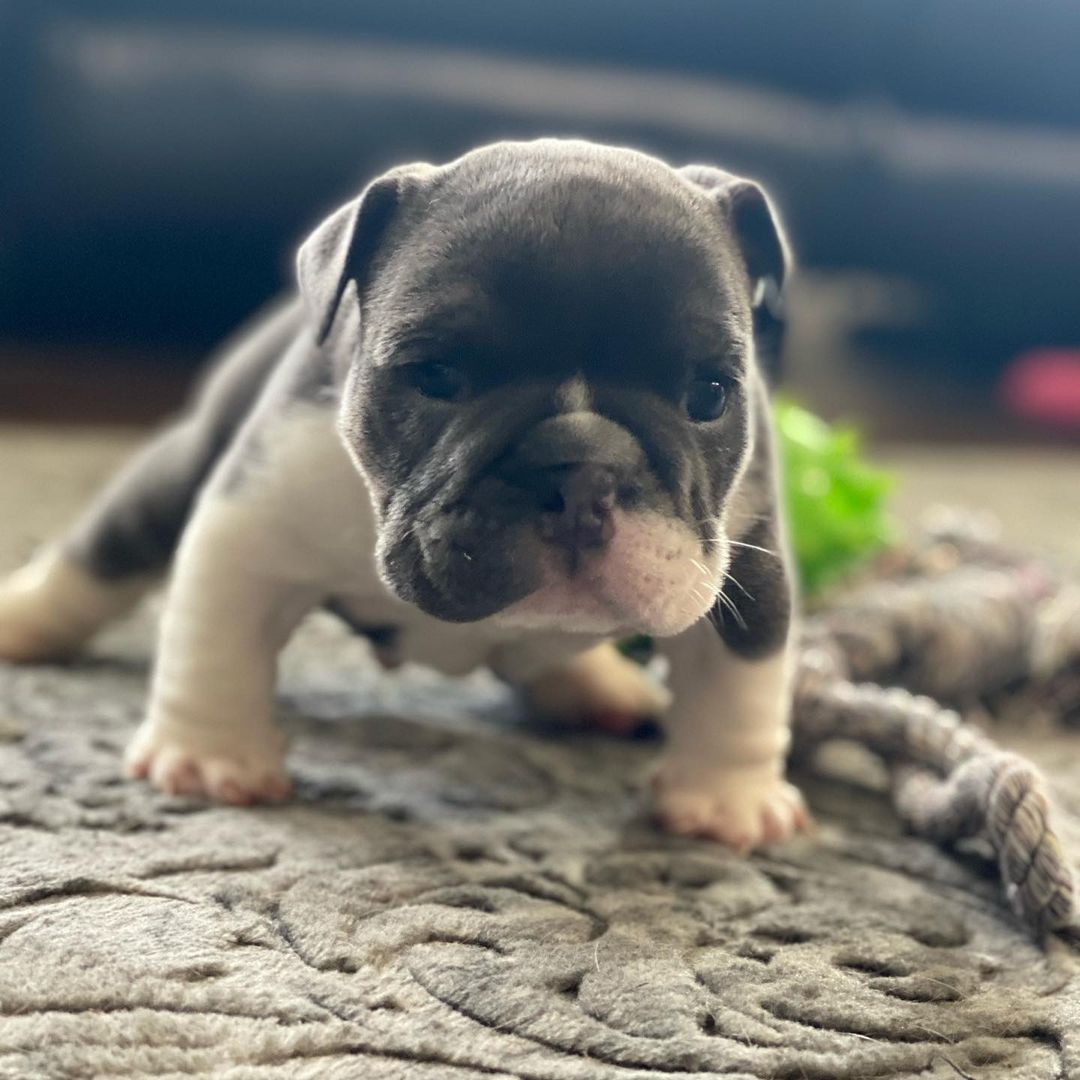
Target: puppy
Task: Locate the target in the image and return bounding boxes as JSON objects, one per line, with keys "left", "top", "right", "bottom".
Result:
{"left": 0, "top": 140, "right": 807, "bottom": 851}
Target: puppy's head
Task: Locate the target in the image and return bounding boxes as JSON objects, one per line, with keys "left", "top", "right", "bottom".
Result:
{"left": 297, "top": 140, "right": 789, "bottom": 636}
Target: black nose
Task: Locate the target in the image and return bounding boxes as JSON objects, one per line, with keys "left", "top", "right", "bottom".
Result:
{"left": 533, "top": 464, "right": 617, "bottom": 551}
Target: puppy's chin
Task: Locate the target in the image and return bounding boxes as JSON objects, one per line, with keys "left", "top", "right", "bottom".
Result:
{"left": 492, "top": 511, "right": 726, "bottom": 638}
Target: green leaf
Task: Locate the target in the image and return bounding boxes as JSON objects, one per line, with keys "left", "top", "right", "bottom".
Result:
{"left": 775, "top": 397, "right": 897, "bottom": 596}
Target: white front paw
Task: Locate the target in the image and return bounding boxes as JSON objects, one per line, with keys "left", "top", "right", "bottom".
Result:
{"left": 650, "top": 757, "right": 809, "bottom": 853}
{"left": 125, "top": 716, "right": 290, "bottom": 805}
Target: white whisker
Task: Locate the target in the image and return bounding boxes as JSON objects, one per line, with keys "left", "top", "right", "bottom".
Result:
{"left": 726, "top": 539, "right": 781, "bottom": 559}
{"left": 715, "top": 588, "right": 747, "bottom": 631}
{"left": 688, "top": 583, "right": 711, "bottom": 607}
{"left": 694, "top": 510, "right": 770, "bottom": 529}
{"left": 725, "top": 572, "right": 755, "bottom": 602}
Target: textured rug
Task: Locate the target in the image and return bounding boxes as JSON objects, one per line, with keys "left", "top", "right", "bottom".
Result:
{"left": 1, "top": 607, "right": 1079, "bottom": 1080}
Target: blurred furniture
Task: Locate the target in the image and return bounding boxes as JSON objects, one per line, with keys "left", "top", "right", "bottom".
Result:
{"left": 3, "top": 0, "right": 1080, "bottom": 387}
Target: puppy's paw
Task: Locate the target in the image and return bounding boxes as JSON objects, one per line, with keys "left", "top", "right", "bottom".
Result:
{"left": 125, "top": 718, "right": 290, "bottom": 805}
{"left": 0, "top": 552, "right": 143, "bottom": 663}
{"left": 525, "top": 641, "right": 671, "bottom": 734}
{"left": 651, "top": 758, "right": 809, "bottom": 853}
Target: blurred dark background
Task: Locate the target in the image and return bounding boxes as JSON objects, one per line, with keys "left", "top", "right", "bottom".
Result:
{"left": 3, "top": 0, "right": 1080, "bottom": 436}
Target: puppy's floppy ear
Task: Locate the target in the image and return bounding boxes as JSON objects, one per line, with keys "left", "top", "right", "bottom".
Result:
{"left": 681, "top": 165, "right": 792, "bottom": 380}
{"left": 297, "top": 162, "right": 436, "bottom": 345}
{"left": 680, "top": 165, "right": 791, "bottom": 300}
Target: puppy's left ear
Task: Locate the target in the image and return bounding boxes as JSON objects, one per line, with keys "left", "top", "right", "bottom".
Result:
{"left": 297, "top": 162, "right": 437, "bottom": 345}
{"left": 680, "top": 165, "right": 791, "bottom": 300}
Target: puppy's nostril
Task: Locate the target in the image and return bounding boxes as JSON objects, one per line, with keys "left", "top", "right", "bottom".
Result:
{"left": 537, "top": 464, "right": 618, "bottom": 551}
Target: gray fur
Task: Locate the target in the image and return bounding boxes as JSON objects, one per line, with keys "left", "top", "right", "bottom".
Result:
{"left": 65, "top": 299, "right": 304, "bottom": 580}
{"left": 711, "top": 382, "right": 793, "bottom": 659}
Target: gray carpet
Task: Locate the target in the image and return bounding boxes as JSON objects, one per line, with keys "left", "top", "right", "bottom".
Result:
{"left": 1, "top": 427, "right": 1079, "bottom": 1079}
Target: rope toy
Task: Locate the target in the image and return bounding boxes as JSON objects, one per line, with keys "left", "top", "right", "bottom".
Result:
{"left": 789, "top": 515, "right": 1079, "bottom": 934}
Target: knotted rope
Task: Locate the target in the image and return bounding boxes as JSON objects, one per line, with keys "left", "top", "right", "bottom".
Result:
{"left": 790, "top": 522, "right": 1079, "bottom": 934}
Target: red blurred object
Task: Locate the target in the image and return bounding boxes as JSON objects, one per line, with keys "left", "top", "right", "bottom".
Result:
{"left": 1000, "top": 349, "right": 1080, "bottom": 429}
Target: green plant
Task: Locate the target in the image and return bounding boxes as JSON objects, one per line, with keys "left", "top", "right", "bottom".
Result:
{"left": 775, "top": 399, "right": 896, "bottom": 596}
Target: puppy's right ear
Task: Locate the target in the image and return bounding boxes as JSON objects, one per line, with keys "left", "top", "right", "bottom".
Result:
{"left": 297, "top": 163, "right": 436, "bottom": 345}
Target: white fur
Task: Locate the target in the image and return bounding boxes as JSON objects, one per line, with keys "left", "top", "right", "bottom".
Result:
{"left": 555, "top": 377, "right": 591, "bottom": 413}
{"left": 126, "top": 403, "right": 529, "bottom": 800}
{"left": 650, "top": 618, "right": 806, "bottom": 851}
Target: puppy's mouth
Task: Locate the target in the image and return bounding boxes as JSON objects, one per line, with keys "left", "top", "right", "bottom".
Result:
{"left": 495, "top": 507, "right": 724, "bottom": 637}
{"left": 383, "top": 500, "right": 723, "bottom": 636}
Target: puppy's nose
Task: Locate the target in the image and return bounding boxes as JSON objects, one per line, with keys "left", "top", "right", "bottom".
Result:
{"left": 535, "top": 464, "right": 617, "bottom": 550}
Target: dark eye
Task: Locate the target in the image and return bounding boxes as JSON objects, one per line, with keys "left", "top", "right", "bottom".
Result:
{"left": 684, "top": 373, "right": 733, "bottom": 423}
{"left": 407, "top": 361, "right": 469, "bottom": 401}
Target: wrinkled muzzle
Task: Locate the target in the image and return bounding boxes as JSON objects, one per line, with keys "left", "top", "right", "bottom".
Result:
{"left": 378, "top": 411, "right": 728, "bottom": 636}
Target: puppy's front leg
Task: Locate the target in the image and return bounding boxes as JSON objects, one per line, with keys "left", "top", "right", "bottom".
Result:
{"left": 652, "top": 541, "right": 807, "bottom": 852}
{"left": 125, "top": 498, "right": 317, "bottom": 804}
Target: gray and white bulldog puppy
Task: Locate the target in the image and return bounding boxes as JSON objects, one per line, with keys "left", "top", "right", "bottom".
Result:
{"left": 0, "top": 139, "right": 808, "bottom": 851}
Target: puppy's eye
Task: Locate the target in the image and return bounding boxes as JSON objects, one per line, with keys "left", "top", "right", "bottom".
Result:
{"left": 684, "top": 373, "right": 733, "bottom": 423}
{"left": 407, "top": 361, "right": 469, "bottom": 402}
